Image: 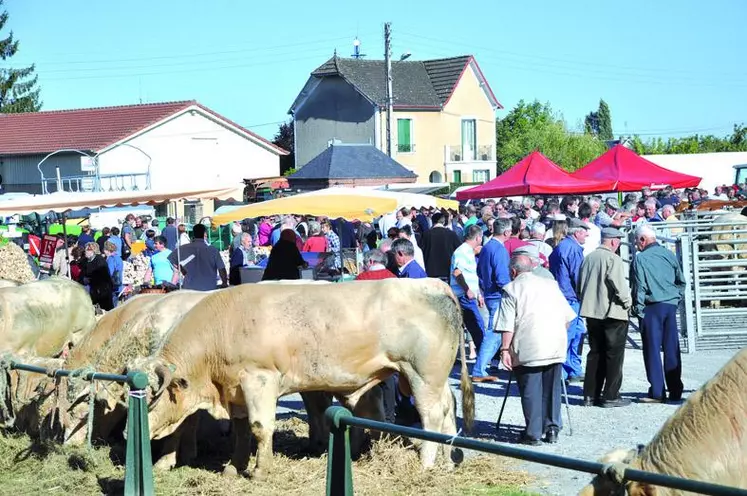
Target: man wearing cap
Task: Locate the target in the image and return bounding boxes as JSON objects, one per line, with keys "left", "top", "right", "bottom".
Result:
{"left": 595, "top": 198, "right": 629, "bottom": 228}
{"left": 578, "top": 227, "right": 632, "bottom": 408}
{"left": 549, "top": 217, "right": 589, "bottom": 382}
{"left": 514, "top": 244, "right": 554, "bottom": 280}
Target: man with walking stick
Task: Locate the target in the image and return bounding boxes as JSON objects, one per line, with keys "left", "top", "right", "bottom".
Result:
{"left": 495, "top": 253, "right": 577, "bottom": 445}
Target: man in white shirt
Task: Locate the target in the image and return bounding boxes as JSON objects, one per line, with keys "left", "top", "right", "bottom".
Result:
{"left": 496, "top": 253, "right": 577, "bottom": 445}
{"left": 579, "top": 202, "right": 601, "bottom": 257}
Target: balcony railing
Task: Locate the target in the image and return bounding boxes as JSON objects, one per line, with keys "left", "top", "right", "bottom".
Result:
{"left": 396, "top": 143, "right": 415, "bottom": 153}
{"left": 41, "top": 172, "right": 151, "bottom": 194}
{"left": 445, "top": 144, "right": 494, "bottom": 162}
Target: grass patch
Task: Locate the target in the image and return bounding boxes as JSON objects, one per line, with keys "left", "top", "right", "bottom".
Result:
{"left": 0, "top": 417, "right": 535, "bottom": 495}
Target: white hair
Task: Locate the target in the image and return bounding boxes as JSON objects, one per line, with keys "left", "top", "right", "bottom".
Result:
{"left": 635, "top": 223, "right": 657, "bottom": 240}
{"left": 644, "top": 198, "right": 658, "bottom": 208}
{"left": 531, "top": 222, "right": 546, "bottom": 234}
{"left": 661, "top": 204, "right": 675, "bottom": 217}
{"left": 590, "top": 198, "right": 600, "bottom": 208}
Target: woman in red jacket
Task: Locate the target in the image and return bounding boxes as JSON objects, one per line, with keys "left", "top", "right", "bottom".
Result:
{"left": 302, "top": 221, "right": 327, "bottom": 252}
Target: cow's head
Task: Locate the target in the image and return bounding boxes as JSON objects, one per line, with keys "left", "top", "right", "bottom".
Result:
{"left": 127, "top": 357, "right": 202, "bottom": 440}
{"left": 578, "top": 445, "right": 646, "bottom": 496}
{"left": 59, "top": 378, "right": 127, "bottom": 446}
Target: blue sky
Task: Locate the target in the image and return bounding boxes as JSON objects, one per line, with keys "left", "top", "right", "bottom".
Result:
{"left": 4, "top": 0, "right": 746, "bottom": 141}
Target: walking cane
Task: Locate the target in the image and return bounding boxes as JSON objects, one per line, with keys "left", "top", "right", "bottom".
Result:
{"left": 495, "top": 371, "right": 513, "bottom": 431}
{"left": 561, "top": 376, "right": 573, "bottom": 436}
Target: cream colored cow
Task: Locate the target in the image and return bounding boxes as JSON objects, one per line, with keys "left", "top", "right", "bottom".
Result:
{"left": 0, "top": 277, "right": 96, "bottom": 357}
{"left": 579, "top": 348, "right": 747, "bottom": 495}
{"left": 132, "top": 278, "right": 474, "bottom": 479}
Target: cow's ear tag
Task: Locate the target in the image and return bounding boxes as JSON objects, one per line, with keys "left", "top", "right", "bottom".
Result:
{"left": 167, "top": 364, "right": 177, "bottom": 373}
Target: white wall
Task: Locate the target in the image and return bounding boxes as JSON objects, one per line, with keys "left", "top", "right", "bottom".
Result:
{"left": 96, "top": 110, "right": 281, "bottom": 191}
{"left": 643, "top": 152, "right": 747, "bottom": 194}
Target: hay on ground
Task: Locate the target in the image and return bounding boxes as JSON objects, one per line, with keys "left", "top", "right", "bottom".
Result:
{"left": 0, "top": 416, "right": 535, "bottom": 495}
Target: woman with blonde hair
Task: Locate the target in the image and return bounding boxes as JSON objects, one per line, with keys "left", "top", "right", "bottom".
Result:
{"left": 546, "top": 217, "right": 568, "bottom": 249}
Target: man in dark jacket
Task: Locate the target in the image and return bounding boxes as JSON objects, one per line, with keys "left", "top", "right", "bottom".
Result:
{"left": 420, "top": 212, "right": 461, "bottom": 281}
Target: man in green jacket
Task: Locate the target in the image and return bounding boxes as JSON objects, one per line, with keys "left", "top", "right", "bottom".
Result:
{"left": 578, "top": 227, "right": 632, "bottom": 408}
{"left": 631, "top": 223, "right": 686, "bottom": 403}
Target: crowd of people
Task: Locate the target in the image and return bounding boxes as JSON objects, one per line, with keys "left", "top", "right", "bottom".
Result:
{"left": 19, "top": 184, "right": 705, "bottom": 445}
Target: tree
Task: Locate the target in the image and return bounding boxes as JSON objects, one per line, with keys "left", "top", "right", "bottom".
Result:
{"left": 0, "top": 1, "right": 41, "bottom": 113}
{"left": 629, "top": 124, "right": 747, "bottom": 155}
{"left": 272, "top": 119, "right": 295, "bottom": 175}
{"left": 584, "top": 99, "right": 613, "bottom": 141}
{"left": 496, "top": 99, "right": 607, "bottom": 172}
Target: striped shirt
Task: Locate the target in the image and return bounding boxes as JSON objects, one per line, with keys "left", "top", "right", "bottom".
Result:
{"left": 450, "top": 242, "right": 479, "bottom": 297}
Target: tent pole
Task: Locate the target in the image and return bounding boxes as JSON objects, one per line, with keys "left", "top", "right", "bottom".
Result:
{"left": 337, "top": 218, "right": 344, "bottom": 283}
{"left": 61, "top": 213, "right": 71, "bottom": 279}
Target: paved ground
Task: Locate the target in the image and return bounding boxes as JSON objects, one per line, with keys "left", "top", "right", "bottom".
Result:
{"left": 275, "top": 342, "right": 738, "bottom": 495}
{"left": 451, "top": 345, "right": 737, "bottom": 495}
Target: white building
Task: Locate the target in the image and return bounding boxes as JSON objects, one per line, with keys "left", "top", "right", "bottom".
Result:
{"left": 643, "top": 151, "right": 747, "bottom": 194}
{"left": 0, "top": 100, "right": 288, "bottom": 219}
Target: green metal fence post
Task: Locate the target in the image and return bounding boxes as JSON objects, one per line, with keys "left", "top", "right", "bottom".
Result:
{"left": 124, "top": 371, "right": 154, "bottom": 496}
{"left": 325, "top": 406, "right": 353, "bottom": 496}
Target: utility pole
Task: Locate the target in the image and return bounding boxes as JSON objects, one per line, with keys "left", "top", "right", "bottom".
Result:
{"left": 384, "top": 22, "right": 393, "bottom": 157}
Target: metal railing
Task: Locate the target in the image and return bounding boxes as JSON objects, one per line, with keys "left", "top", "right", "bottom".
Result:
{"left": 445, "top": 144, "right": 494, "bottom": 162}
{"left": 324, "top": 406, "right": 747, "bottom": 496}
{"left": 1, "top": 359, "right": 153, "bottom": 496}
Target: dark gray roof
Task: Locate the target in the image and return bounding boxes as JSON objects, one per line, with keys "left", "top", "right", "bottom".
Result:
{"left": 288, "top": 144, "right": 418, "bottom": 180}
{"left": 311, "top": 55, "right": 472, "bottom": 108}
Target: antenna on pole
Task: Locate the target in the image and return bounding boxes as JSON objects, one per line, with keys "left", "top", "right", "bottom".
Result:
{"left": 384, "top": 22, "right": 393, "bottom": 157}
{"left": 351, "top": 37, "right": 366, "bottom": 59}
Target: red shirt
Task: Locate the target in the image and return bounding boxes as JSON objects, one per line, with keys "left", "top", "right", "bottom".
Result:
{"left": 356, "top": 268, "right": 397, "bottom": 280}
{"left": 504, "top": 237, "right": 530, "bottom": 256}
{"left": 303, "top": 235, "right": 327, "bottom": 252}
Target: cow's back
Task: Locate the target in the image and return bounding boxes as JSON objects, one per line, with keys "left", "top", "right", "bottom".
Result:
{"left": 66, "top": 293, "right": 165, "bottom": 367}
{"left": 0, "top": 277, "right": 97, "bottom": 357}
{"left": 158, "top": 278, "right": 462, "bottom": 394}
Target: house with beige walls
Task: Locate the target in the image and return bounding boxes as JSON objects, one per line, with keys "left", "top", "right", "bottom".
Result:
{"left": 289, "top": 55, "right": 502, "bottom": 184}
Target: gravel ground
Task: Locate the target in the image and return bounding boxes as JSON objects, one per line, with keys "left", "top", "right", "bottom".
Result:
{"left": 274, "top": 337, "right": 738, "bottom": 496}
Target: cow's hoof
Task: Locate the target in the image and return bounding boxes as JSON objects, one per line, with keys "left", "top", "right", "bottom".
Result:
{"left": 153, "top": 458, "right": 176, "bottom": 471}
{"left": 222, "top": 465, "right": 239, "bottom": 477}
{"left": 250, "top": 468, "right": 267, "bottom": 481}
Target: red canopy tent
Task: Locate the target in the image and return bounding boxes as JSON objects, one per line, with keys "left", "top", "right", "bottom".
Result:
{"left": 456, "top": 151, "right": 613, "bottom": 199}
{"left": 572, "top": 144, "right": 702, "bottom": 191}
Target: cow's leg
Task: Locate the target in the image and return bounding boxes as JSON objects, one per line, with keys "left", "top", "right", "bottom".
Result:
{"left": 341, "top": 386, "right": 385, "bottom": 458}
{"left": 239, "top": 372, "right": 279, "bottom": 480}
{"left": 154, "top": 429, "right": 182, "bottom": 471}
{"left": 438, "top": 381, "right": 462, "bottom": 466}
{"left": 401, "top": 366, "right": 448, "bottom": 468}
{"left": 301, "top": 392, "right": 333, "bottom": 455}
{"left": 223, "top": 416, "right": 251, "bottom": 477}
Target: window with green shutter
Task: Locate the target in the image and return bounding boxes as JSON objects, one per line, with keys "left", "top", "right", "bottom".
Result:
{"left": 452, "top": 170, "right": 462, "bottom": 183}
{"left": 397, "top": 119, "right": 413, "bottom": 153}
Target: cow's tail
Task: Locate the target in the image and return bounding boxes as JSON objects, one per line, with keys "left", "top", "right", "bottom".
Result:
{"left": 459, "top": 321, "right": 475, "bottom": 433}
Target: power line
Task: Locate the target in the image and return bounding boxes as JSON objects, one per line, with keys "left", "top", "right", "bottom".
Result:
{"left": 398, "top": 31, "right": 747, "bottom": 80}
{"left": 397, "top": 34, "right": 747, "bottom": 88}
{"left": 39, "top": 52, "right": 332, "bottom": 82}
{"left": 1, "top": 35, "right": 368, "bottom": 69}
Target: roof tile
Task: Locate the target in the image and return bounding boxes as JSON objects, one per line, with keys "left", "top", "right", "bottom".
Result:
{"left": 0, "top": 101, "right": 287, "bottom": 155}
{"left": 288, "top": 143, "right": 417, "bottom": 180}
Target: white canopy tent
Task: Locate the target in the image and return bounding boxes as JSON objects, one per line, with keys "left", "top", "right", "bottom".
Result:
{"left": 0, "top": 185, "right": 244, "bottom": 217}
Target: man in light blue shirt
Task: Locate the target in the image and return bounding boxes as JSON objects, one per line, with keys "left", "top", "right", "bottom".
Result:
{"left": 450, "top": 225, "right": 486, "bottom": 356}
{"left": 145, "top": 235, "right": 173, "bottom": 285}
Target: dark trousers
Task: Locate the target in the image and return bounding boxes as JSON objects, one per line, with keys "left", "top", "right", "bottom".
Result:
{"left": 640, "top": 302, "right": 683, "bottom": 400}
{"left": 514, "top": 363, "right": 563, "bottom": 440}
{"left": 583, "top": 318, "right": 628, "bottom": 401}
{"left": 379, "top": 375, "right": 397, "bottom": 424}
